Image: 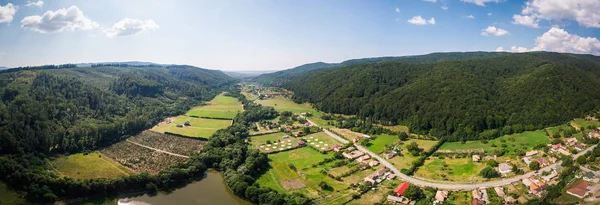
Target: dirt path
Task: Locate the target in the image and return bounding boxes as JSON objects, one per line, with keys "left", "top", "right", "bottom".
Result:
{"left": 126, "top": 140, "right": 190, "bottom": 159}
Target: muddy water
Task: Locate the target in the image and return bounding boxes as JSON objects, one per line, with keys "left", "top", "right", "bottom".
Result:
{"left": 117, "top": 171, "right": 250, "bottom": 205}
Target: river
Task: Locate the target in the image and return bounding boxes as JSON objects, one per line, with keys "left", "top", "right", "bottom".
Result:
{"left": 117, "top": 171, "right": 249, "bottom": 205}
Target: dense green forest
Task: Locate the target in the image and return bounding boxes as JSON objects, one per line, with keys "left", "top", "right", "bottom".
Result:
{"left": 0, "top": 65, "right": 234, "bottom": 155}
{"left": 253, "top": 52, "right": 512, "bottom": 85}
{"left": 281, "top": 52, "right": 600, "bottom": 141}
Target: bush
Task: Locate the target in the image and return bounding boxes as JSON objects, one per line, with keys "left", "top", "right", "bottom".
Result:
{"left": 479, "top": 167, "right": 500, "bottom": 178}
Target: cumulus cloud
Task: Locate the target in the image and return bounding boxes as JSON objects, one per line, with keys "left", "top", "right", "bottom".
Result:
{"left": 26, "top": 1, "right": 44, "bottom": 7}
{"left": 441, "top": 6, "right": 448, "bottom": 10}
{"left": 496, "top": 46, "right": 530, "bottom": 52}
{"left": 466, "top": 15, "right": 475, "bottom": 19}
{"left": 395, "top": 7, "right": 400, "bottom": 13}
{"left": 104, "top": 18, "right": 159, "bottom": 37}
{"left": 21, "top": 6, "right": 98, "bottom": 33}
{"left": 408, "top": 16, "right": 435, "bottom": 25}
{"left": 512, "top": 15, "right": 539, "bottom": 28}
{"left": 497, "top": 27, "right": 600, "bottom": 55}
{"left": 461, "top": 0, "right": 505, "bottom": 6}
{"left": 481, "top": 26, "right": 509, "bottom": 36}
{"left": 515, "top": 0, "right": 600, "bottom": 28}
{"left": 0, "top": 3, "right": 18, "bottom": 23}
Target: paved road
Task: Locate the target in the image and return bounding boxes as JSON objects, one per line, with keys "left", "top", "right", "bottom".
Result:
{"left": 126, "top": 140, "right": 190, "bottom": 159}
{"left": 310, "top": 119, "right": 597, "bottom": 190}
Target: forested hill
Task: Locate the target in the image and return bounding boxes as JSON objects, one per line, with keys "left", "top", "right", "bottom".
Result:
{"left": 0, "top": 64, "right": 235, "bottom": 154}
{"left": 283, "top": 52, "right": 600, "bottom": 141}
{"left": 253, "top": 52, "right": 510, "bottom": 85}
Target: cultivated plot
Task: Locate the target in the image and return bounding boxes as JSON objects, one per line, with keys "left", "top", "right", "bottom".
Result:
{"left": 186, "top": 94, "right": 243, "bottom": 119}
{"left": 50, "top": 152, "right": 134, "bottom": 179}
{"left": 151, "top": 116, "right": 232, "bottom": 139}
{"left": 438, "top": 130, "right": 550, "bottom": 155}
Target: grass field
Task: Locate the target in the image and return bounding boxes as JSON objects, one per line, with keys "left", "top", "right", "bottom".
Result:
{"left": 0, "top": 182, "right": 27, "bottom": 205}
{"left": 302, "top": 132, "right": 339, "bottom": 151}
{"left": 445, "top": 191, "right": 472, "bottom": 205}
{"left": 439, "top": 130, "right": 550, "bottom": 155}
{"left": 250, "top": 132, "right": 300, "bottom": 152}
{"left": 329, "top": 128, "right": 363, "bottom": 141}
{"left": 383, "top": 139, "right": 438, "bottom": 171}
{"left": 378, "top": 125, "right": 409, "bottom": 133}
{"left": 415, "top": 157, "right": 486, "bottom": 182}
{"left": 151, "top": 116, "right": 232, "bottom": 138}
{"left": 255, "top": 96, "right": 334, "bottom": 128}
{"left": 186, "top": 94, "right": 243, "bottom": 119}
{"left": 366, "top": 134, "right": 399, "bottom": 153}
{"left": 51, "top": 152, "right": 135, "bottom": 179}
{"left": 571, "top": 118, "right": 600, "bottom": 130}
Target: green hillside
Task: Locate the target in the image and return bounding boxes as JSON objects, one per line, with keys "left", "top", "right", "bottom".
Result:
{"left": 282, "top": 52, "right": 600, "bottom": 141}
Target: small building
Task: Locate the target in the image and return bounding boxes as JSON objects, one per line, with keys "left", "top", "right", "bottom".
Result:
{"left": 530, "top": 181, "right": 545, "bottom": 195}
{"left": 566, "top": 180, "right": 590, "bottom": 198}
{"left": 584, "top": 172, "right": 595, "bottom": 181}
{"left": 343, "top": 150, "right": 365, "bottom": 159}
{"left": 369, "top": 160, "right": 380, "bottom": 167}
{"left": 387, "top": 195, "right": 412, "bottom": 205}
{"left": 297, "top": 141, "right": 306, "bottom": 146}
{"left": 434, "top": 190, "right": 448, "bottom": 204}
{"left": 385, "top": 153, "right": 395, "bottom": 159}
{"left": 574, "top": 144, "right": 586, "bottom": 151}
{"left": 558, "top": 147, "right": 572, "bottom": 156}
{"left": 394, "top": 182, "right": 410, "bottom": 196}
{"left": 387, "top": 174, "right": 396, "bottom": 180}
{"left": 376, "top": 168, "right": 387, "bottom": 176}
{"left": 566, "top": 137, "right": 578, "bottom": 146}
{"left": 362, "top": 134, "right": 372, "bottom": 139}
{"left": 282, "top": 135, "right": 289, "bottom": 139}
{"left": 498, "top": 163, "right": 512, "bottom": 174}
{"left": 525, "top": 150, "right": 539, "bottom": 157}
{"left": 484, "top": 155, "right": 497, "bottom": 161}
{"left": 522, "top": 178, "right": 533, "bottom": 187}
{"left": 551, "top": 144, "right": 562, "bottom": 151}
{"left": 346, "top": 147, "right": 356, "bottom": 152}
{"left": 353, "top": 135, "right": 363, "bottom": 143}
{"left": 472, "top": 199, "right": 484, "bottom": 205}
{"left": 494, "top": 187, "right": 505, "bottom": 198}
{"left": 536, "top": 157, "right": 549, "bottom": 167}
{"left": 522, "top": 157, "right": 532, "bottom": 165}
{"left": 364, "top": 174, "right": 377, "bottom": 184}
{"left": 549, "top": 157, "right": 558, "bottom": 163}
{"left": 472, "top": 189, "right": 482, "bottom": 200}
{"left": 361, "top": 155, "right": 371, "bottom": 161}
{"left": 588, "top": 131, "right": 600, "bottom": 138}
{"left": 184, "top": 121, "right": 191, "bottom": 126}
{"left": 285, "top": 127, "right": 292, "bottom": 132}
{"left": 472, "top": 155, "right": 481, "bottom": 162}
{"left": 542, "top": 172, "right": 558, "bottom": 182}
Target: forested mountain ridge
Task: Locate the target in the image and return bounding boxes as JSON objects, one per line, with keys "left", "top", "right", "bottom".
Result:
{"left": 282, "top": 52, "right": 600, "bottom": 141}
{"left": 0, "top": 65, "right": 235, "bottom": 155}
{"left": 253, "top": 52, "right": 511, "bottom": 85}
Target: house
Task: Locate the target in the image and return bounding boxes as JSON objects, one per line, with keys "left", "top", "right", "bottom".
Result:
{"left": 472, "top": 199, "right": 484, "bottom": 205}
{"left": 536, "top": 157, "right": 549, "bottom": 167}
{"left": 184, "top": 121, "right": 191, "bottom": 126}
{"left": 385, "top": 153, "right": 395, "bottom": 159}
{"left": 522, "top": 178, "right": 533, "bottom": 187}
{"left": 558, "top": 147, "right": 572, "bottom": 156}
{"left": 330, "top": 144, "right": 342, "bottom": 152}
{"left": 369, "top": 160, "right": 380, "bottom": 167}
{"left": 472, "top": 189, "right": 482, "bottom": 200}
{"left": 530, "top": 181, "right": 545, "bottom": 195}
{"left": 376, "top": 168, "right": 387, "bottom": 176}
{"left": 522, "top": 157, "right": 532, "bottom": 165}
{"left": 566, "top": 138, "right": 578, "bottom": 146}
{"left": 434, "top": 190, "right": 448, "bottom": 204}
{"left": 362, "top": 134, "right": 372, "bottom": 139}
{"left": 285, "top": 127, "right": 292, "bottom": 132}
{"left": 472, "top": 155, "right": 481, "bottom": 162}
{"left": 346, "top": 147, "right": 356, "bottom": 152}
{"left": 551, "top": 144, "right": 562, "bottom": 151}
{"left": 394, "top": 182, "right": 410, "bottom": 196}
{"left": 588, "top": 131, "right": 600, "bottom": 138}
{"left": 353, "top": 135, "right": 364, "bottom": 143}
{"left": 494, "top": 187, "right": 505, "bottom": 198}
{"left": 484, "top": 155, "right": 497, "bottom": 161}
{"left": 387, "top": 195, "right": 412, "bottom": 205}
{"left": 574, "top": 144, "right": 586, "bottom": 151}
{"left": 364, "top": 174, "right": 377, "bottom": 184}
{"left": 542, "top": 172, "right": 558, "bottom": 182}
{"left": 584, "top": 172, "right": 595, "bottom": 181}
{"left": 498, "top": 163, "right": 512, "bottom": 174}
{"left": 525, "top": 150, "right": 539, "bottom": 157}
{"left": 549, "top": 157, "right": 558, "bottom": 163}
{"left": 566, "top": 180, "right": 590, "bottom": 198}
{"left": 361, "top": 155, "right": 371, "bottom": 161}
{"left": 387, "top": 174, "right": 396, "bottom": 180}
{"left": 296, "top": 141, "right": 306, "bottom": 146}
{"left": 343, "top": 150, "right": 365, "bottom": 159}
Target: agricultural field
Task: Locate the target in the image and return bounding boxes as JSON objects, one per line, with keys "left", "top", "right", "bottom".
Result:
{"left": 186, "top": 94, "right": 243, "bottom": 119}
{"left": 50, "top": 152, "right": 135, "bottom": 179}
{"left": 99, "top": 141, "right": 188, "bottom": 174}
{"left": 439, "top": 130, "right": 551, "bottom": 155}
{"left": 330, "top": 128, "right": 364, "bottom": 141}
{"left": 571, "top": 118, "right": 600, "bottom": 130}
{"left": 128, "top": 131, "right": 206, "bottom": 155}
{"left": 414, "top": 157, "right": 487, "bottom": 182}
{"left": 302, "top": 132, "right": 339, "bottom": 151}
{"left": 377, "top": 124, "right": 409, "bottom": 133}
{"left": 255, "top": 95, "right": 333, "bottom": 128}
{"left": 151, "top": 116, "right": 232, "bottom": 139}
{"left": 0, "top": 182, "right": 27, "bottom": 205}
{"left": 250, "top": 132, "right": 300, "bottom": 152}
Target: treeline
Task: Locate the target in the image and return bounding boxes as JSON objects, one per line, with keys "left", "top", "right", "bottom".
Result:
{"left": 283, "top": 52, "right": 600, "bottom": 141}
{"left": 323, "top": 115, "right": 393, "bottom": 135}
{"left": 0, "top": 88, "right": 311, "bottom": 204}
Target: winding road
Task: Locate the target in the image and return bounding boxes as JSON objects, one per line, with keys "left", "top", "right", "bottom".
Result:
{"left": 311, "top": 119, "right": 597, "bottom": 190}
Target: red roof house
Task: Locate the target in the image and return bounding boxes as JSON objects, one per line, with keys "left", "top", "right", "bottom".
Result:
{"left": 394, "top": 182, "right": 410, "bottom": 196}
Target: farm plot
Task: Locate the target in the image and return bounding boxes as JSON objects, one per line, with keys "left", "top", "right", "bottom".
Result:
{"left": 301, "top": 132, "right": 339, "bottom": 152}
{"left": 330, "top": 128, "right": 364, "bottom": 142}
{"left": 256, "top": 95, "right": 333, "bottom": 128}
{"left": 414, "top": 157, "right": 487, "bottom": 182}
{"left": 439, "top": 130, "right": 550, "bottom": 156}
{"left": 128, "top": 130, "right": 206, "bottom": 155}
{"left": 99, "top": 141, "right": 187, "bottom": 174}
{"left": 251, "top": 132, "right": 300, "bottom": 153}
{"left": 50, "top": 152, "right": 134, "bottom": 179}
{"left": 151, "top": 116, "right": 232, "bottom": 139}
{"left": 186, "top": 94, "right": 243, "bottom": 119}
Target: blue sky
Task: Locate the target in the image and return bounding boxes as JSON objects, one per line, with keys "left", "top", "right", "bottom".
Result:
{"left": 0, "top": 0, "right": 599, "bottom": 70}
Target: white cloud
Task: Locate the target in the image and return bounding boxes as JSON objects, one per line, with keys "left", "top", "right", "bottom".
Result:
{"left": 461, "top": 0, "right": 505, "bottom": 6}
{"left": 487, "top": 13, "right": 492, "bottom": 16}
{"left": 481, "top": 26, "right": 509, "bottom": 36}
{"left": 0, "top": 3, "right": 18, "bottom": 23}
{"left": 21, "top": 6, "right": 98, "bottom": 33}
{"left": 441, "top": 6, "right": 448, "bottom": 10}
{"left": 497, "top": 27, "right": 600, "bottom": 55}
{"left": 517, "top": 0, "right": 600, "bottom": 28}
{"left": 423, "top": 0, "right": 437, "bottom": 2}
{"left": 496, "top": 46, "right": 530, "bottom": 52}
{"left": 26, "top": 1, "right": 44, "bottom": 7}
{"left": 407, "top": 16, "right": 435, "bottom": 25}
{"left": 395, "top": 7, "right": 400, "bottom": 13}
{"left": 466, "top": 15, "right": 475, "bottom": 19}
{"left": 104, "top": 18, "right": 159, "bottom": 37}
{"left": 512, "top": 15, "right": 539, "bottom": 28}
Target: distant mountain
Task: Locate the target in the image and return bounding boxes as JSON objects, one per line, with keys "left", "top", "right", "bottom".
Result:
{"left": 283, "top": 52, "right": 600, "bottom": 141}
{"left": 253, "top": 52, "right": 511, "bottom": 85}
{"left": 0, "top": 66, "right": 8, "bottom": 70}
{"left": 224, "top": 70, "right": 279, "bottom": 79}
{"left": 75, "top": 61, "right": 163, "bottom": 67}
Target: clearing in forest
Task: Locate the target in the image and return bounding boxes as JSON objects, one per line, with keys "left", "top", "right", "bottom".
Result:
{"left": 186, "top": 94, "right": 243, "bottom": 119}
{"left": 151, "top": 116, "right": 232, "bottom": 139}
{"left": 438, "top": 129, "right": 550, "bottom": 155}
{"left": 50, "top": 152, "right": 134, "bottom": 179}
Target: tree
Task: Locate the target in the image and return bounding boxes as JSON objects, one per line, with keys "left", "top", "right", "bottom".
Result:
{"left": 403, "top": 185, "right": 424, "bottom": 201}
{"left": 562, "top": 157, "right": 574, "bottom": 167}
{"left": 398, "top": 132, "right": 409, "bottom": 141}
{"left": 146, "top": 182, "right": 158, "bottom": 193}
{"left": 479, "top": 167, "right": 500, "bottom": 178}
{"left": 486, "top": 160, "right": 499, "bottom": 167}
{"left": 576, "top": 156, "right": 587, "bottom": 165}
{"left": 552, "top": 132, "right": 561, "bottom": 138}
{"left": 301, "top": 126, "right": 310, "bottom": 134}
{"left": 318, "top": 181, "right": 331, "bottom": 190}
{"left": 529, "top": 161, "right": 540, "bottom": 171}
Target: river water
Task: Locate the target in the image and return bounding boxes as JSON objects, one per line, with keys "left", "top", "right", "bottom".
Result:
{"left": 117, "top": 171, "right": 250, "bottom": 205}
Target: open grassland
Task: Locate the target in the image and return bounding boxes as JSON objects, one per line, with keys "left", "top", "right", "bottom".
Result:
{"left": 439, "top": 130, "right": 550, "bottom": 155}
{"left": 545, "top": 124, "right": 573, "bottom": 137}
{"left": 301, "top": 132, "right": 339, "bottom": 151}
{"left": 256, "top": 96, "right": 333, "bottom": 128}
{"left": 0, "top": 182, "right": 27, "bottom": 205}
{"left": 50, "top": 152, "right": 134, "bottom": 179}
{"left": 378, "top": 125, "right": 410, "bottom": 133}
{"left": 415, "top": 157, "right": 486, "bottom": 182}
{"left": 100, "top": 141, "right": 187, "bottom": 174}
{"left": 186, "top": 94, "right": 243, "bottom": 119}
{"left": 366, "top": 134, "right": 398, "bottom": 153}
{"left": 129, "top": 131, "right": 205, "bottom": 155}
{"left": 571, "top": 118, "right": 600, "bottom": 130}
{"left": 384, "top": 139, "right": 438, "bottom": 170}
{"left": 250, "top": 132, "right": 300, "bottom": 152}
{"left": 151, "top": 116, "right": 232, "bottom": 139}
{"left": 330, "top": 128, "right": 364, "bottom": 141}
{"left": 445, "top": 191, "right": 472, "bottom": 205}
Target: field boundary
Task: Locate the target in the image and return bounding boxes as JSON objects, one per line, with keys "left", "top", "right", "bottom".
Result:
{"left": 96, "top": 153, "right": 132, "bottom": 176}
{"left": 162, "top": 131, "right": 209, "bottom": 141}
{"left": 126, "top": 140, "right": 190, "bottom": 158}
